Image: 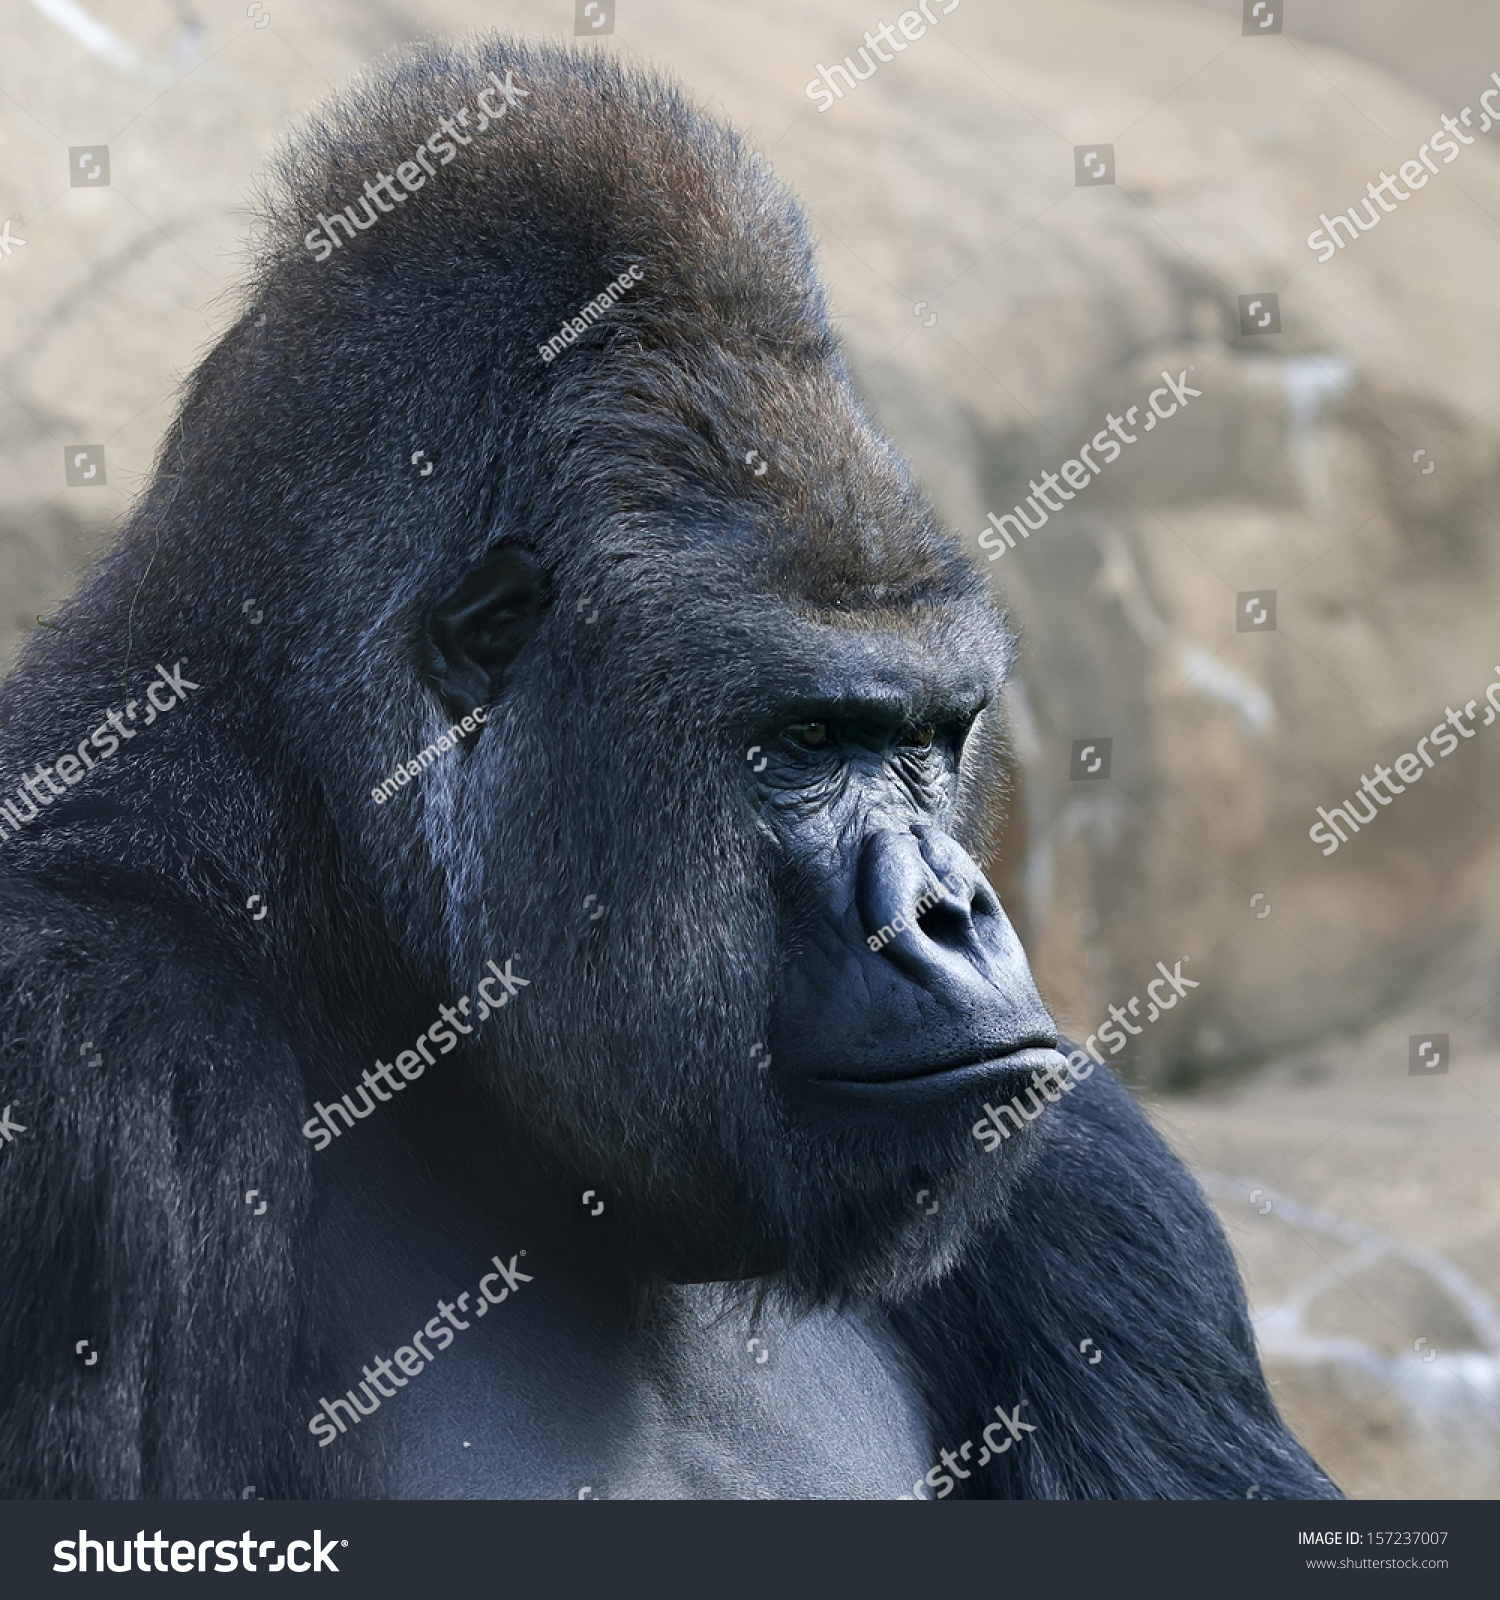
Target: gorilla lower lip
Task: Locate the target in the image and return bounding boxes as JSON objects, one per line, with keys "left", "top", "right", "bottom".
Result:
{"left": 808, "top": 1044, "right": 1061, "bottom": 1101}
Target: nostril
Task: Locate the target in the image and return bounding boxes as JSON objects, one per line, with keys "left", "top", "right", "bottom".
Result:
{"left": 916, "top": 901, "right": 969, "bottom": 947}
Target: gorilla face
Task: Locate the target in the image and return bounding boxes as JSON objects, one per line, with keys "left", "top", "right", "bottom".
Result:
{"left": 737, "top": 601, "right": 1065, "bottom": 1303}
{"left": 419, "top": 405, "right": 1064, "bottom": 1310}
{"left": 753, "top": 632, "right": 1059, "bottom": 1108}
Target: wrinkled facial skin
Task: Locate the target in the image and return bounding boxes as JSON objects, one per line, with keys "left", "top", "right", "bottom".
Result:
{"left": 753, "top": 617, "right": 1059, "bottom": 1108}
{"left": 427, "top": 551, "right": 1066, "bottom": 1311}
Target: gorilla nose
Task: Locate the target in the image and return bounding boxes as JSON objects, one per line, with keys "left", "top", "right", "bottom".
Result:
{"left": 856, "top": 827, "right": 1028, "bottom": 1005}
{"left": 770, "top": 825, "right": 1057, "bottom": 1088}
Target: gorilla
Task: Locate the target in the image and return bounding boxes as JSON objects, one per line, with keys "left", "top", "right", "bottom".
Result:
{"left": 0, "top": 40, "right": 1337, "bottom": 1500}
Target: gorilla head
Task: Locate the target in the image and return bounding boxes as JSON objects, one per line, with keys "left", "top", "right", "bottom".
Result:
{"left": 62, "top": 41, "right": 1062, "bottom": 1317}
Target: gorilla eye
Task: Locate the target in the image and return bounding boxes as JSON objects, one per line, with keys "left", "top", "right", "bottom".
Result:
{"left": 785, "top": 721, "right": 831, "bottom": 750}
{"left": 906, "top": 724, "right": 935, "bottom": 749}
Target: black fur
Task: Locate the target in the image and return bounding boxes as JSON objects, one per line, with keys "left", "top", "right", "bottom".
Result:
{"left": 0, "top": 39, "right": 1337, "bottom": 1499}
{"left": 893, "top": 1057, "right": 1336, "bottom": 1497}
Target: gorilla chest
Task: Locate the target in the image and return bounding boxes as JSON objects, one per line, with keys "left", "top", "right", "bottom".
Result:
{"left": 356, "top": 1289, "right": 932, "bottom": 1500}
{"left": 598, "top": 1299, "right": 933, "bottom": 1500}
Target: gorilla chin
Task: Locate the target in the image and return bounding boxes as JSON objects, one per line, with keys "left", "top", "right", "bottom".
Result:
{"left": 569, "top": 1066, "right": 1059, "bottom": 1313}
{"left": 748, "top": 1053, "right": 1066, "bottom": 1312}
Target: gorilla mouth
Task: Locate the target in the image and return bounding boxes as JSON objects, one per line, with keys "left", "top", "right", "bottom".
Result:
{"left": 806, "top": 1042, "right": 1061, "bottom": 1103}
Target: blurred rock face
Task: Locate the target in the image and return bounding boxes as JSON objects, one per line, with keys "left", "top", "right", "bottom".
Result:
{"left": 1166, "top": 1034, "right": 1500, "bottom": 1499}
{"left": 994, "top": 348, "right": 1500, "bottom": 1083}
{"left": 4, "top": 0, "right": 1500, "bottom": 1082}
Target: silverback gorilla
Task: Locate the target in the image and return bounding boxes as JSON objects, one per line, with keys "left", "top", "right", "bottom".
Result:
{"left": 0, "top": 41, "right": 1337, "bottom": 1500}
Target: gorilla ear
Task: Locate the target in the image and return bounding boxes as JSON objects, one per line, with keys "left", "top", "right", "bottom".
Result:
{"left": 422, "top": 545, "right": 549, "bottom": 719}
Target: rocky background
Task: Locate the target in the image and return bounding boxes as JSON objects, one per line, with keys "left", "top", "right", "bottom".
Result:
{"left": 1, "top": 0, "right": 1496, "bottom": 1497}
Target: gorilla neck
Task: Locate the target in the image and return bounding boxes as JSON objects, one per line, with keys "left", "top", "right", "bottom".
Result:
{"left": 405, "top": 1090, "right": 795, "bottom": 1292}
{"left": 323, "top": 1051, "right": 959, "bottom": 1312}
